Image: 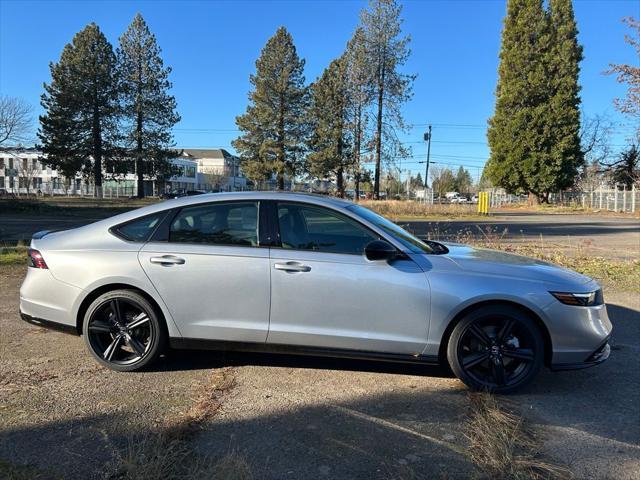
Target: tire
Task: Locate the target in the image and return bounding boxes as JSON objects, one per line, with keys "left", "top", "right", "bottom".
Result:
{"left": 82, "top": 289, "right": 166, "bottom": 372}
{"left": 446, "top": 304, "right": 544, "bottom": 394}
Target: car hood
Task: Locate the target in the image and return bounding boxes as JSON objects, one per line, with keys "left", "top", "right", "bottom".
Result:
{"left": 434, "top": 243, "right": 593, "bottom": 287}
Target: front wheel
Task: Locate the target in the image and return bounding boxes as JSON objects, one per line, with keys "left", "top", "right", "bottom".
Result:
{"left": 447, "top": 305, "right": 544, "bottom": 394}
{"left": 82, "top": 289, "right": 166, "bottom": 372}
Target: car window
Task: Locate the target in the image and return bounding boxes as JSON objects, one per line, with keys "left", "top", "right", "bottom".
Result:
{"left": 277, "top": 203, "right": 377, "bottom": 254}
{"left": 114, "top": 212, "right": 164, "bottom": 242}
{"left": 170, "top": 202, "right": 259, "bottom": 247}
{"left": 346, "top": 204, "right": 433, "bottom": 254}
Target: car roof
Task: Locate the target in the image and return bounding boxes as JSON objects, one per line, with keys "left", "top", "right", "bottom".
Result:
{"left": 162, "top": 191, "right": 354, "bottom": 209}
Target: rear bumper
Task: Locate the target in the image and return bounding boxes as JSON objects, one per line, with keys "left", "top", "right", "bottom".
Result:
{"left": 20, "top": 311, "right": 78, "bottom": 336}
{"left": 550, "top": 338, "right": 611, "bottom": 371}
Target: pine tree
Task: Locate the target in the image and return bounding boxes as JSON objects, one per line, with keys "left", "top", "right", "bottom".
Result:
{"left": 344, "top": 27, "right": 372, "bottom": 201}
{"left": 307, "top": 57, "right": 352, "bottom": 196}
{"left": 118, "top": 14, "right": 180, "bottom": 198}
{"left": 487, "top": 0, "right": 552, "bottom": 200}
{"left": 454, "top": 166, "right": 473, "bottom": 194}
{"left": 487, "top": 0, "right": 584, "bottom": 202}
{"left": 39, "top": 23, "right": 120, "bottom": 197}
{"left": 359, "top": 0, "right": 415, "bottom": 199}
{"left": 545, "top": 0, "right": 584, "bottom": 195}
{"left": 233, "top": 27, "right": 308, "bottom": 190}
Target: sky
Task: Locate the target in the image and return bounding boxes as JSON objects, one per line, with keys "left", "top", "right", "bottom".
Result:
{"left": 1, "top": 0, "right": 638, "bottom": 182}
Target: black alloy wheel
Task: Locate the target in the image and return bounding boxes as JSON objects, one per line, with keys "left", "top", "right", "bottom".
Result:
{"left": 447, "top": 305, "right": 544, "bottom": 393}
{"left": 83, "top": 290, "right": 166, "bottom": 371}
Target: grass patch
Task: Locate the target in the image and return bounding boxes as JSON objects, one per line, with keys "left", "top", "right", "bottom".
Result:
{"left": 360, "top": 200, "right": 482, "bottom": 219}
{"left": 0, "top": 245, "right": 28, "bottom": 265}
{"left": 465, "top": 393, "right": 570, "bottom": 480}
{"left": 0, "top": 459, "right": 55, "bottom": 480}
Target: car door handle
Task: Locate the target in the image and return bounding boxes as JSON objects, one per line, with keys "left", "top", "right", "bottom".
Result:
{"left": 274, "top": 261, "right": 311, "bottom": 273}
{"left": 150, "top": 255, "right": 186, "bottom": 266}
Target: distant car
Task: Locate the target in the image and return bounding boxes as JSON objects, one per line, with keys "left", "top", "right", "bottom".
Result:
{"left": 161, "top": 190, "right": 206, "bottom": 199}
{"left": 450, "top": 195, "right": 468, "bottom": 204}
{"left": 471, "top": 195, "right": 479, "bottom": 203}
{"left": 20, "top": 192, "right": 612, "bottom": 393}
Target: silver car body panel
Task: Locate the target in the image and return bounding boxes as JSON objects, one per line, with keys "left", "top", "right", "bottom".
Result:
{"left": 19, "top": 191, "right": 612, "bottom": 368}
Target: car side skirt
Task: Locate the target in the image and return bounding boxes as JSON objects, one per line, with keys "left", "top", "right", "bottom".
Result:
{"left": 170, "top": 338, "right": 440, "bottom": 365}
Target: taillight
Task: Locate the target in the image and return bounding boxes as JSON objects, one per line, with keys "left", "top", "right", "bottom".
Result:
{"left": 28, "top": 248, "right": 48, "bottom": 269}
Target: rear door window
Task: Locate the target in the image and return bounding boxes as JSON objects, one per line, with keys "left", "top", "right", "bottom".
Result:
{"left": 170, "top": 202, "right": 259, "bottom": 247}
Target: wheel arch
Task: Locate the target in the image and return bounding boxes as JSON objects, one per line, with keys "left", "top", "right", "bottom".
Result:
{"left": 437, "top": 299, "right": 553, "bottom": 368}
{"left": 75, "top": 283, "right": 172, "bottom": 337}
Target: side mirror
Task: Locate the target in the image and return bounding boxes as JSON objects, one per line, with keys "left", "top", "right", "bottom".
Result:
{"left": 365, "top": 240, "right": 397, "bottom": 261}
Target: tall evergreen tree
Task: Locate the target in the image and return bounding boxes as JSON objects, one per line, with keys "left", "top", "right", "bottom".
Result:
{"left": 359, "top": 0, "right": 414, "bottom": 199}
{"left": 344, "top": 27, "right": 372, "bottom": 201}
{"left": 487, "top": 0, "right": 584, "bottom": 202}
{"left": 39, "top": 23, "right": 120, "bottom": 197}
{"left": 545, "top": 0, "right": 584, "bottom": 194}
{"left": 233, "top": 27, "right": 308, "bottom": 190}
{"left": 307, "top": 57, "right": 352, "bottom": 197}
{"left": 118, "top": 14, "right": 180, "bottom": 198}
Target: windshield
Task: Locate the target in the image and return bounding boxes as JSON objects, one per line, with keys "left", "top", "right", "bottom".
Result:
{"left": 346, "top": 204, "right": 433, "bottom": 254}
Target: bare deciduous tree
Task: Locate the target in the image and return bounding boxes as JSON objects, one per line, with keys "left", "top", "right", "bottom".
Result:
{"left": 0, "top": 96, "right": 33, "bottom": 146}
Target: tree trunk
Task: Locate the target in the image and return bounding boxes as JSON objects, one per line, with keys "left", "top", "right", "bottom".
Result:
{"left": 354, "top": 107, "right": 362, "bottom": 202}
{"left": 136, "top": 73, "right": 145, "bottom": 199}
{"left": 337, "top": 167, "right": 344, "bottom": 198}
{"left": 374, "top": 82, "right": 383, "bottom": 200}
{"left": 92, "top": 102, "right": 103, "bottom": 199}
{"left": 276, "top": 173, "right": 284, "bottom": 190}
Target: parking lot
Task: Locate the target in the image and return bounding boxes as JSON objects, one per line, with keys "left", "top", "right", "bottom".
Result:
{"left": 1, "top": 210, "right": 639, "bottom": 479}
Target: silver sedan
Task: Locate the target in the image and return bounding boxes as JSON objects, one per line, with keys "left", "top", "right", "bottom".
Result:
{"left": 19, "top": 192, "right": 612, "bottom": 393}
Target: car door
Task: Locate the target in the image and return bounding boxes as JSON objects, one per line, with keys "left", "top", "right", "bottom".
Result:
{"left": 139, "top": 200, "right": 271, "bottom": 342}
{"left": 267, "top": 201, "right": 430, "bottom": 355}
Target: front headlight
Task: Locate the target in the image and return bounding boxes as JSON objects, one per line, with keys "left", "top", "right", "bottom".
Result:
{"left": 550, "top": 289, "right": 603, "bottom": 306}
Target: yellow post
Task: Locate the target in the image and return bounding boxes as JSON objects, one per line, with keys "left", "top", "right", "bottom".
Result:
{"left": 477, "top": 192, "right": 490, "bottom": 215}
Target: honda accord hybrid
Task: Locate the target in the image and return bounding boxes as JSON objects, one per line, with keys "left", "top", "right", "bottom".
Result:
{"left": 19, "top": 192, "right": 611, "bottom": 393}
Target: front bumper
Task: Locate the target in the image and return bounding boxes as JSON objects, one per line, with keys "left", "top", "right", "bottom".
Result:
{"left": 550, "top": 338, "right": 611, "bottom": 371}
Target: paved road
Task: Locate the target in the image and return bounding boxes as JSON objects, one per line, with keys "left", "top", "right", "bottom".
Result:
{"left": 2, "top": 211, "right": 638, "bottom": 259}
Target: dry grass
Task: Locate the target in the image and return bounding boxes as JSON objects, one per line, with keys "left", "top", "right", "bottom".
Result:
{"left": 465, "top": 393, "right": 571, "bottom": 480}
{"left": 104, "top": 368, "right": 249, "bottom": 480}
{"left": 360, "top": 200, "right": 480, "bottom": 219}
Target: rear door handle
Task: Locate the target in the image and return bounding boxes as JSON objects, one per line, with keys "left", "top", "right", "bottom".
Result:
{"left": 150, "top": 255, "right": 186, "bottom": 266}
{"left": 274, "top": 261, "right": 311, "bottom": 273}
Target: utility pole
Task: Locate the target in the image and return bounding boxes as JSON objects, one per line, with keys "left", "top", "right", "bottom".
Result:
{"left": 423, "top": 125, "right": 432, "bottom": 189}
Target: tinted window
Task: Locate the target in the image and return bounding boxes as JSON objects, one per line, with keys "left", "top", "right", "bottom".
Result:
{"left": 346, "top": 204, "right": 433, "bottom": 254}
{"left": 170, "top": 202, "right": 258, "bottom": 246}
{"left": 277, "top": 203, "right": 377, "bottom": 254}
{"left": 114, "top": 213, "right": 164, "bottom": 242}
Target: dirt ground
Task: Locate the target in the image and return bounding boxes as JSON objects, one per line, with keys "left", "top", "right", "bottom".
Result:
{"left": 1, "top": 258, "right": 639, "bottom": 479}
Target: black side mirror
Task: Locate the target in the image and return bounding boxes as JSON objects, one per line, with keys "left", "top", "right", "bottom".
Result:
{"left": 365, "top": 240, "right": 397, "bottom": 261}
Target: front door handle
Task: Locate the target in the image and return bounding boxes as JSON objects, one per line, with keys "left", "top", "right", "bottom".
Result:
{"left": 150, "top": 255, "right": 186, "bottom": 266}
{"left": 274, "top": 261, "right": 311, "bottom": 273}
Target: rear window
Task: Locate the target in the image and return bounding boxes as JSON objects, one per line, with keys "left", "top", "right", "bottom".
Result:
{"left": 112, "top": 212, "right": 164, "bottom": 242}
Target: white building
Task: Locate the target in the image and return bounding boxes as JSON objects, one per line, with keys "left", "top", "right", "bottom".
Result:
{"left": 177, "top": 149, "right": 246, "bottom": 191}
{"left": 0, "top": 148, "right": 202, "bottom": 196}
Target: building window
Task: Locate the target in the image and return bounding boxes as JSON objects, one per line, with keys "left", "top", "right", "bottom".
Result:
{"left": 32, "top": 159, "right": 38, "bottom": 169}
{"left": 0, "top": 177, "right": 4, "bottom": 188}
{"left": 0, "top": 158, "right": 4, "bottom": 169}
{"left": 9, "top": 158, "right": 14, "bottom": 170}
{"left": 22, "top": 159, "right": 28, "bottom": 170}
{"left": 184, "top": 165, "right": 196, "bottom": 178}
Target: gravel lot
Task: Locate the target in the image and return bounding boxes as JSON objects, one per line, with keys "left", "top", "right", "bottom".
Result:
{"left": 1, "top": 261, "right": 639, "bottom": 479}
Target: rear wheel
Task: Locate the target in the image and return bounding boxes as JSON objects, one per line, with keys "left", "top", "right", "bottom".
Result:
{"left": 447, "top": 305, "right": 544, "bottom": 394}
{"left": 82, "top": 290, "right": 166, "bottom": 372}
